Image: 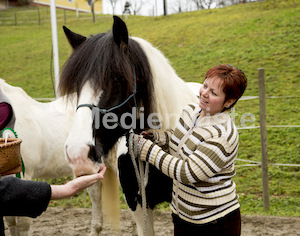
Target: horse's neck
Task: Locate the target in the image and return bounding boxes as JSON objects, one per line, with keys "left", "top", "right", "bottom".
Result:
{"left": 133, "top": 38, "right": 198, "bottom": 130}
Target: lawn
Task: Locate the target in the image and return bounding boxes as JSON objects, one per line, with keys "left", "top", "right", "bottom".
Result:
{"left": 0, "top": 0, "right": 299, "bottom": 217}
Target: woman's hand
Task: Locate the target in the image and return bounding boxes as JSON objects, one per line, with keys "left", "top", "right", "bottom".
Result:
{"left": 127, "top": 133, "right": 147, "bottom": 157}
{"left": 141, "top": 129, "right": 157, "bottom": 141}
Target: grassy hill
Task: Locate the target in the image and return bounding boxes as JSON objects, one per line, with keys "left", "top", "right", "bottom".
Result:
{"left": 0, "top": 0, "right": 299, "bottom": 217}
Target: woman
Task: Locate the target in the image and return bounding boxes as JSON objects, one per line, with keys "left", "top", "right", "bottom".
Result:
{"left": 128, "top": 64, "right": 247, "bottom": 236}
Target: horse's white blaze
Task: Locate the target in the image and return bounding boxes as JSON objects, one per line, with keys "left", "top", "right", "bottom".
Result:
{"left": 65, "top": 82, "right": 102, "bottom": 177}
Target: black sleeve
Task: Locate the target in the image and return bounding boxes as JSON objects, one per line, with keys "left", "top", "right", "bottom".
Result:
{"left": 0, "top": 177, "right": 52, "bottom": 217}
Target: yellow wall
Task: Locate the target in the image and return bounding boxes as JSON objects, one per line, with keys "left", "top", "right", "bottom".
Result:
{"left": 33, "top": 0, "right": 102, "bottom": 14}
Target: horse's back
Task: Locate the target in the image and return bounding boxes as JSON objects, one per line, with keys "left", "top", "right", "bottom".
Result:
{"left": 0, "top": 79, "right": 74, "bottom": 179}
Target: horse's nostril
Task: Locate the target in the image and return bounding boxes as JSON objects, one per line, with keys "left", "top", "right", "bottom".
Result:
{"left": 76, "top": 173, "right": 89, "bottom": 178}
{"left": 88, "top": 145, "right": 94, "bottom": 158}
{"left": 64, "top": 145, "right": 72, "bottom": 162}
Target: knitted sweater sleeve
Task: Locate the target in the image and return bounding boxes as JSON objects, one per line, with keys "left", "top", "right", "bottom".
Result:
{"left": 0, "top": 177, "right": 51, "bottom": 217}
{"left": 139, "top": 135, "right": 238, "bottom": 184}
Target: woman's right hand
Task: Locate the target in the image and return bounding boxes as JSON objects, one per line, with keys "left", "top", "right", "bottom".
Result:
{"left": 140, "top": 130, "right": 157, "bottom": 141}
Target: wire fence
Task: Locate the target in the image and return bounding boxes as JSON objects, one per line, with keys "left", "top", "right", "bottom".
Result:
{"left": 30, "top": 70, "right": 300, "bottom": 211}
{"left": 233, "top": 94, "right": 299, "bottom": 169}
{"left": 2, "top": 6, "right": 297, "bottom": 206}
{"left": 34, "top": 94, "right": 299, "bottom": 169}
{"left": 0, "top": 7, "right": 104, "bottom": 26}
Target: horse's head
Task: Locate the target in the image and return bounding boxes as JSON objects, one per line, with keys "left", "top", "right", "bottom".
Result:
{"left": 59, "top": 16, "right": 155, "bottom": 177}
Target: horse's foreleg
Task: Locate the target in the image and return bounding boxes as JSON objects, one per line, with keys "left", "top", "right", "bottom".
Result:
{"left": 5, "top": 216, "right": 32, "bottom": 236}
{"left": 16, "top": 217, "right": 32, "bottom": 236}
{"left": 4, "top": 216, "right": 18, "bottom": 236}
{"left": 130, "top": 204, "right": 155, "bottom": 236}
{"left": 87, "top": 180, "right": 103, "bottom": 236}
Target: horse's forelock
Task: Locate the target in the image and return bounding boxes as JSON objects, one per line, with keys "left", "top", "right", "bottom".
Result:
{"left": 59, "top": 31, "right": 155, "bottom": 122}
{"left": 60, "top": 33, "right": 132, "bottom": 97}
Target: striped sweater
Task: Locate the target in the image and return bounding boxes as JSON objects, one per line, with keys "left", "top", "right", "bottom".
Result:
{"left": 139, "top": 103, "right": 240, "bottom": 224}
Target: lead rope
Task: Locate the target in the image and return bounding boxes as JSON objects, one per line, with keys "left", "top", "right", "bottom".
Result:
{"left": 128, "top": 131, "right": 149, "bottom": 236}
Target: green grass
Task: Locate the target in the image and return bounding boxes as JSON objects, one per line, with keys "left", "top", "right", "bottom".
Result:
{"left": 0, "top": 0, "right": 299, "bottom": 217}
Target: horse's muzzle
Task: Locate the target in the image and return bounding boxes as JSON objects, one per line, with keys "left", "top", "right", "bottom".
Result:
{"left": 65, "top": 144, "right": 101, "bottom": 177}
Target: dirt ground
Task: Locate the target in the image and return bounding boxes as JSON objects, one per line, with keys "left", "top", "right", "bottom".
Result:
{"left": 4, "top": 207, "right": 300, "bottom": 236}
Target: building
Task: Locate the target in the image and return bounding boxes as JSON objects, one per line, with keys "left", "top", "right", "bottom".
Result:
{"left": 32, "top": 0, "right": 102, "bottom": 14}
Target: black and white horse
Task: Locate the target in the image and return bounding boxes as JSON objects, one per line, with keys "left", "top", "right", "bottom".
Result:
{"left": 59, "top": 16, "right": 199, "bottom": 235}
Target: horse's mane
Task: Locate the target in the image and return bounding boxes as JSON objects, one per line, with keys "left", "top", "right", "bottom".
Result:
{"left": 132, "top": 37, "right": 199, "bottom": 130}
{"left": 59, "top": 32, "right": 154, "bottom": 120}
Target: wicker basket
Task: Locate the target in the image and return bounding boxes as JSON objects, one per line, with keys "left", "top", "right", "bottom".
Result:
{"left": 0, "top": 138, "right": 22, "bottom": 175}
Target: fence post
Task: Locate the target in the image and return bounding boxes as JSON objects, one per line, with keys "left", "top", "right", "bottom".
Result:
{"left": 14, "top": 12, "right": 17, "bottom": 26}
{"left": 76, "top": 5, "right": 79, "bottom": 17}
{"left": 50, "top": 0, "right": 60, "bottom": 98}
{"left": 38, "top": 7, "right": 41, "bottom": 25}
{"left": 258, "top": 68, "right": 270, "bottom": 211}
{"left": 64, "top": 9, "right": 66, "bottom": 25}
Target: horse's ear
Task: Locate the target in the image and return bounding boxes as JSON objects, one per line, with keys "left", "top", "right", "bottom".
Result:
{"left": 63, "top": 26, "right": 87, "bottom": 50}
{"left": 113, "top": 16, "right": 128, "bottom": 51}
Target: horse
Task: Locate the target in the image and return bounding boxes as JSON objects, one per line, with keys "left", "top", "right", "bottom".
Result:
{"left": 0, "top": 80, "right": 117, "bottom": 236}
{"left": 0, "top": 79, "right": 73, "bottom": 235}
{"left": 59, "top": 16, "right": 199, "bottom": 236}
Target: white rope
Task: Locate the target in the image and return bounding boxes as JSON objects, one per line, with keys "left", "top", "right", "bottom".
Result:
{"left": 128, "top": 132, "right": 148, "bottom": 236}
{"left": 138, "top": 157, "right": 148, "bottom": 236}
{"left": 33, "top": 95, "right": 300, "bottom": 102}
{"left": 236, "top": 158, "right": 260, "bottom": 163}
{"left": 239, "top": 95, "right": 300, "bottom": 101}
{"left": 236, "top": 163, "right": 300, "bottom": 167}
{"left": 236, "top": 158, "right": 300, "bottom": 167}
{"left": 269, "top": 163, "right": 300, "bottom": 167}
{"left": 235, "top": 158, "right": 261, "bottom": 167}
{"left": 237, "top": 125, "right": 300, "bottom": 130}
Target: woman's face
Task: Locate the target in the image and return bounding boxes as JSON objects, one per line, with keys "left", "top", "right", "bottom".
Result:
{"left": 199, "top": 77, "right": 232, "bottom": 116}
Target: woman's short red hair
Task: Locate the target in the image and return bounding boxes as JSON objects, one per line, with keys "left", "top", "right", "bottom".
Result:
{"left": 205, "top": 64, "right": 247, "bottom": 109}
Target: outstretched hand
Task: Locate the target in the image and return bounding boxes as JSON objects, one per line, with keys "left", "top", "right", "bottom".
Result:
{"left": 51, "top": 164, "right": 106, "bottom": 200}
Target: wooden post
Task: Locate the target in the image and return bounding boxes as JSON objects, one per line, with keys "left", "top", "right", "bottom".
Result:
{"left": 50, "top": 0, "right": 60, "bottom": 98}
{"left": 163, "top": 0, "right": 167, "bottom": 16}
{"left": 258, "top": 68, "right": 270, "bottom": 210}
{"left": 38, "top": 7, "right": 41, "bottom": 25}
{"left": 64, "top": 9, "right": 66, "bottom": 25}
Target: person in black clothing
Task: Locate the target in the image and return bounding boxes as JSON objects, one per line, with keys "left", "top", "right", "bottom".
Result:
{"left": 0, "top": 168, "right": 106, "bottom": 235}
